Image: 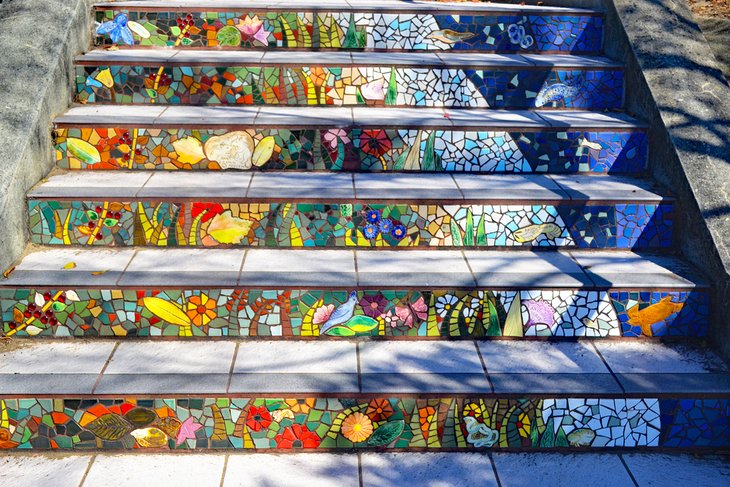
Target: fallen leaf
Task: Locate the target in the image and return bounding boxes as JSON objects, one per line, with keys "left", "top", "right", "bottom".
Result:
{"left": 91, "top": 270, "right": 109, "bottom": 276}
{"left": 62, "top": 262, "right": 77, "bottom": 269}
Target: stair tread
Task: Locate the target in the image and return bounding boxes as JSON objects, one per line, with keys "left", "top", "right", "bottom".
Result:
{"left": 1, "top": 247, "right": 707, "bottom": 289}
{"left": 28, "top": 172, "right": 669, "bottom": 202}
{"left": 3, "top": 452, "right": 729, "bottom": 487}
{"left": 76, "top": 49, "right": 620, "bottom": 68}
{"left": 56, "top": 105, "right": 647, "bottom": 129}
{"left": 0, "top": 339, "right": 726, "bottom": 395}
{"left": 94, "top": 0, "right": 602, "bottom": 15}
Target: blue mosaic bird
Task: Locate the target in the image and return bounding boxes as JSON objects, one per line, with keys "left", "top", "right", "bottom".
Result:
{"left": 320, "top": 291, "right": 358, "bottom": 334}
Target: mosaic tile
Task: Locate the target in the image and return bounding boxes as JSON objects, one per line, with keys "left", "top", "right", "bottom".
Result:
{"left": 54, "top": 126, "right": 647, "bottom": 173}
{"left": 75, "top": 64, "right": 623, "bottom": 109}
{"left": 0, "top": 288, "right": 708, "bottom": 338}
{"left": 27, "top": 201, "right": 672, "bottom": 249}
{"left": 0, "top": 395, "right": 723, "bottom": 450}
{"left": 94, "top": 10, "right": 604, "bottom": 53}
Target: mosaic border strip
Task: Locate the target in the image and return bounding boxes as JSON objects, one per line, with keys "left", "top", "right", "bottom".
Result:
{"left": 54, "top": 126, "right": 648, "bottom": 174}
{"left": 1, "top": 396, "right": 726, "bottom": 450}
{"left": 76, "top": 65, "right": 623, "bottom": 109}
{"left": 1, "top": 288, "right": 708, "bottom": 338}
{"left": 94, "top": 10, "right": 604, "bottom": 53}
{"left": 27, "top": 201, "right": 673, "bottom": 249}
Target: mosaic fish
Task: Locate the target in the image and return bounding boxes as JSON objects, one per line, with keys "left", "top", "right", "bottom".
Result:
{"left": 512, "top": 223, "right": 562, "bottom": 243}
{"left": 427, "top": 29, "right": 477, "bottom": 44}
{"left": 627, "top": 296, "right": 684, "bottom": 337}
{"left": 535, "top": 75, "right": 584, "bottom": 107}
{"left": 523, "top": 299, "right": 556, "bottom": 329}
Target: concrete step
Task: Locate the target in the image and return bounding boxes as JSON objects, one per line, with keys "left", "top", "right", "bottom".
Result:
{"left": 3, "top": 452, "right": 730, "bottom": 486}
{"left": 93, "top": 0, "right": 604, "bottom": 53}
{"left": 26, "top": 172, "right": 673, "bottom": 249}
{"left": 0, "top": 340, "right": 727, "bottom": 450}
{"left": 54, "top": 106, "right": 647, "bottom": 174}
{"left": 0, "top": 247, "right": 708, "bottom": 338}
{"left": 75, "top": 50, "right": 623, "bottom": 109}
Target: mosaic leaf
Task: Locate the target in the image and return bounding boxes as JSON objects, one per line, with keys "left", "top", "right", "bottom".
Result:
{"left": 216, "top": 26, "right": 242, "bottom": 47}
{"left": 211, "top": 405, "right": 227, "bottom": 441}
{"left": 252, "top": 136, "right": 276, "bottom": 167}
{"left": 124, "top": 407, "right": 157, "bottom": 427}
{"left": 172, "top": 136, "right": 205, "bottom": 165}
{"left": 127, "top": 20, "right": 150, "bottom": 39}
{"left": 66, "top": 138, "right": 101, "bottom": 165}
{"left": 343, "top": 315, "right": 379, "bottom": 333}
{"left": 503, "top": 293, "right": 524, "bottom": 337}
{"left": 141, "top": 297, "right": 192, "bottom": 328}
{"left": 301, "top": 299, "right": 323, "bottom": 336}
{"left": 324, "top": 325, "right": 356, "bottom": 337}
{"left": 204, "top": 131, "right": 254, "bottom": 170}
{"left": 131, "top": 427, "right": 168, "bottom": 448}
{"left": 368, "top": 420, "right": 405, "bottom": 446}
{"left": 86, "top": 413, "right": 132, "bottom": 441}
{"left": 207, "top": 211, "right": 253, "bottom": 245}
{"left": 464, "top": 209, "right": 474, "bottom": 246}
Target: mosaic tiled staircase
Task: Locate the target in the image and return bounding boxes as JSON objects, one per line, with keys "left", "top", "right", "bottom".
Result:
{"left": 1, "top": 0, "right": 728, "bottom": 459}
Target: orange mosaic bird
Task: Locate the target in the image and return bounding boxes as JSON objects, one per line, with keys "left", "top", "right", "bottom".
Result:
{"left": 627, "top": 296, "right": 684, "bottom": 337}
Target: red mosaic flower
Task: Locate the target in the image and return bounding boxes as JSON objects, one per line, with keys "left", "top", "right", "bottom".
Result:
{"left": 191, "top": 203, "right": 224, "bottom": 223}
{"left": 359, "top": 129, "right": 392, "bottom": 158}
{"left": 365, "top": 398, "right": 394, "bottom": 423}
{"left": 274, "top": 424, "right": 321, "bottom": 449}
{"left": 246, "top": 406, "right": 272, "bottom": 432}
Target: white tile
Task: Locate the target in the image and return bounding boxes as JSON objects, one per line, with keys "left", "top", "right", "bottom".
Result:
{"left": 234, "top": 341, "right": 357, "bottom": 373}
{"left": 0, "top": 341, "right": 114, "bottom": 374}
{"left": 595, "top": 342, "right": 727, "bottom": 374}
{"left": 360, "top": 341, "right": 483, "bottom": 374}
{"left": 83, "top": 454, "right": 224, "bottom": 487}
{"left": 224, "top": 453, "right": 359, "bottom": 487}
{"left": 362, "top": 453, "right": 498, "bottom": 487}
{"left": 104, "top": 341, "right": 235, "bottom": 374}
{"left": 479, "top": 341, "right": 608, "bottom": 373}
{"left": 0, "top": 455, "right": 91, "bottom": 487}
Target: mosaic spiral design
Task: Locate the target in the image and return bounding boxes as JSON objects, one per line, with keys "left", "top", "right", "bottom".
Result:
{"left": 1, "top": 288, "right": 707, "bottom": 338}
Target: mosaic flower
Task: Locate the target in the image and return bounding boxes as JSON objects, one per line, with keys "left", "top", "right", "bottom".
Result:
{"left": 236, "top": 15, "right": 270, "bottom": 45}
{"left": 378, "top": 219, "right": 394, "bottom": 234}
{"left": 363, "top": 224, "right": 379, "bottom": 240}
{"left": 275, "top": 424, "right": 321, "bottom": 449}
{"left": 365, "top": 210, "right": 381, "bottom": 224}
{"left": 463, "top": 403, "right": 482, "bottom": 418}
{"left": 342, "top": 412, "right": 374, "bottom": 443}
{"left": 246, "top": 406, "right": 272, "bottom": 432}
{"left": 186, "top": 293, "right": 217, "bottom": 327}
{"left": 284, "top": 398, "right": 316, "bottom": 415}
{"left": 366, "top": 399, "right": 394, "bottom": 423}
{"left": 191, "top": 203, "right": 224, "bottom": 223}
{"left": 312, "top": 304, "right": 335, "bottom": 325}
{"left": 96, "top": 13, "right": 134, "bottom": 46}
{"left": 391, "top": 224, "right": 407, "bottom": 240}
{"left": 435, "top": 295, "right": 458, "bottom": 317}
{"left": 359, "top": 293, "right": 388, "bottom": 318}
{"left": 359, "top": 130, "right": 392, "bottom": 157}
{"left": 323, "top": 129, "right": 350, "bottom": 151}
{"left": 517, "top": 412, "right": 531, "bottom": 438}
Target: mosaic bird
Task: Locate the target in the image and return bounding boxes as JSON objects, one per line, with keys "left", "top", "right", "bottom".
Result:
{"left": 627, "top": 296, "right": 684, "bottom": 337}
{"left": 535, "top": 75, "right": 584, "bottom": 107}
{"left": 320, "top": 291, "right": 358, "bottom": 334}
{"left": 427, "top": 29, "right": 477, "bottom": 44}
{"left": 512, "top": 223, "right": 562, "bottom": 243}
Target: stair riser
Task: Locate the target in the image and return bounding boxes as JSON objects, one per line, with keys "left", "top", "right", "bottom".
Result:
{"left": 1, "top": 396, "right": 726, "bottom": 450}
{"left": 1, "top": 288, "right": 707, "bottom": 338}
{"left": 94, "top": 10, "right": 604, "bottom": 53}
{"left": 76, "top": 65, "right": 623, "bottom": 109}
{"left": 28, "top": 201, "right": 673, "bottom": 249}
{"left": 55, "top": 126, "right": 648, "bottom": 174}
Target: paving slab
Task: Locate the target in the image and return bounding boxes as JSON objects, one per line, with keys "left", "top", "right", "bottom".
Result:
{"left": 359, "top": 341, "right": 490, "bottom": 393}
{"left": 118, "top": 249, "right": 245, "bottom": 287}
{"left": 492, "top": 452, "right": 635, "bottom": 487}
{"left": 570, "top": 252, "right": 706, "bottom": 288}
{"left": 354, "top": 173, "right": 459, "bottom": 200}
{"left": 254, "top": 106, "right": 353, "bottom": 127}
{"left": 230, "top": 341, "right": 359, "bottom": 393}
{"left": 138, "top": 172, "right": 251, "bottom": 199}
{"left": 356, "top": 250, "right": 474, "bottom": 287}
{"left": 464, "top": 251, "right": 591, "bottom": 288}
{"left": 223, "top": 453, "right": 359, "bottom": 487}
{"left": 361, "top": 452, "right": 498, "bottom": 487}
{"left": 479, "top": 341, "right": 619, "bottom": 393}
{"left": 0, "top": 341, "right": 114, "bottom": 394}
{"left": 55, "top": 105, "right": 167, "bottom": 126}
{"left": 28, "top": 172, "right": 150, "bottom": 199}
{"left": 248, "top": 172, "right": 354, "bottom": 199}
{"left": 240, "top": 249, "right": 357, "bottom": 287}
{"left": 551, "top": 174, "right": 666, "bottom": 201}
{"left": 452, "top": 174, "right": 567, "bottom": 200}
{"left": 83, "top": 454, "right": 224, "bottom": 487}
{"left": 0, "top": 454, "right": 91, "bottom": 487}
{"left": 536, "top": 111, "right": 647, "bottom": 129}
{"left": 623, "top": 453, "right": 730, "bottom": 487}
{"left": 159, "top": 106, "right": 260, "bottom": 126}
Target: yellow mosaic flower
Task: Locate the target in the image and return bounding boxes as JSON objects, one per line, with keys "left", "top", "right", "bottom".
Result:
{"left": 341, "top": 412, "right": 373, "bottom": 443}
{"left": 517, "top": 412, "right": 531, "bottom": 438}
{"left": 284, "top": 398, "right": 316, "bottom": 415}
{"left": 463, "top": 403, "right": 482, "bottom": 418}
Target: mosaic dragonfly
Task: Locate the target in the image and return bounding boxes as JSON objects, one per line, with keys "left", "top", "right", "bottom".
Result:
{"left": 27, "top": 201, "right": 673, "bottom": 249}
{"left": 54, "top": 126, "right": 648, "bottom": 174}
{"left": 76, "top": 64, "right": 623, "bottom": 109}
{"left": 0, "top": 288, "right": 707, "bottom": 338}
{"left": 94, "top": 10, "right": 604, "bottom": 53}
{"left": 1, "top": 396, "right": 726, "bottom": 450}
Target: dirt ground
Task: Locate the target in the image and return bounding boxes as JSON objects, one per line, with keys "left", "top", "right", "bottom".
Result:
{"left": 688, "top": 0, "right": 730, "bottom": 18}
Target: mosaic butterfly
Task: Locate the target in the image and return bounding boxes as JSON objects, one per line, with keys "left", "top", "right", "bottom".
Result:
{"left": 507, "top": 23, "right": 534, "bottom": 49}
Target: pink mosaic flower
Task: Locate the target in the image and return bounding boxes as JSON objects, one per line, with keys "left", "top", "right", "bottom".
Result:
{"left": 236, "top": 15, "right": 270, "bottom": 45}
{"left": 323, "top": 129, "right": 351, "bottom": 151}
{"left": 312, "top": 303, "right": 335, "bottom": 325}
